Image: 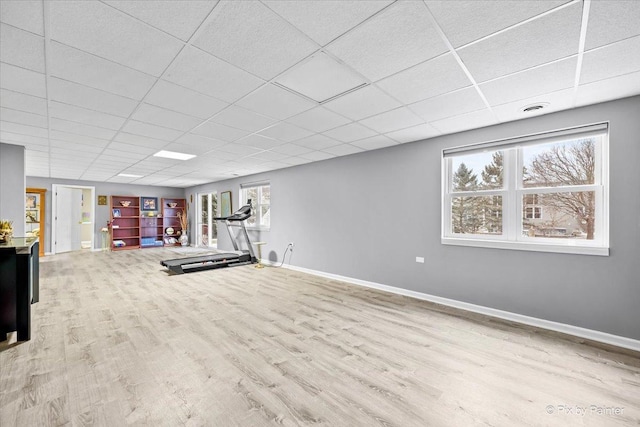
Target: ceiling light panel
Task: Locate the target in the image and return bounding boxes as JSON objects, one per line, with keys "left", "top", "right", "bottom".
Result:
{"left": 145, "top": 80, "right": 228, "bottom": 120}
{"left": 264, "top": 0, "right": 392, "bottom": 46}
{"left": 192, "top": 1, "right": 318, "bottom": 80}
{"left": 480, "top": 57, "right": 577, "bottom": 106}
{"left": 0, "top": 89, "right": 47, "bottom": 117}
{"left": 323, "top": 85, "right": 400, "bottom": 121}
{"left": 458, "top": 3, "right": 582, "bottom": 83}
{"left": 0, "top": 0, "right": 44, "bottom": 35}
{"left": 580, "top": 36, "right": 640, "bottom": 85}
{"left": 585, "top": 1, "right": 640, "bottom": 50}
{"left": 48, "top": 77, "right": 138, "bottom": 117}
{"left": 274, "top": 52, "right": 368, "bottom": 102}
{"left": 132, "top": 103, "right": 203, "bottom": 132}
{"left": 49, "top": 42, "right": 156, "bottom": 100}
{"left": 285, "top": 106, "right": 351, "bottom": 133}
{"left": 425, "top": 0, "right": 569, "bottom": 48}
{"left": 326, "top": 1, "right": 448, "bottom": 81}
{"left": 0, "top": 62, "right": 46, "bottom": 98}
{"left": 103, "top": 0, "right": 216, "bottom": 42}
{"left": 0, "top": 24, "right": 45, "bottom": 73}
{"left": 164, "top": 46, "right": 265, "bottom": 104}
{"left": 236, "top": 83, "right": 316, "bottom": 120}
{"left": 377, "top": 54, "right": 471, "bottom": 105}
{"left": 410, "top": 87, "right": 486, "bottom": 122}
{"left": 49, "top": 1, "right": 183, "bottom": 77}
{"left": 153, "top": 150, "right": 196, "bottom": 160}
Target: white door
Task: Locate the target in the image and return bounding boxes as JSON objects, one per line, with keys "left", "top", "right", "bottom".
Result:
{"left": 56, "top": 187, "right": 82, "bottom": 253}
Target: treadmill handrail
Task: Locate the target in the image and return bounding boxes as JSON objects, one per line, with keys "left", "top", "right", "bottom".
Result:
{"left": 213, "top": 204, "right": 252, "bottom": 222}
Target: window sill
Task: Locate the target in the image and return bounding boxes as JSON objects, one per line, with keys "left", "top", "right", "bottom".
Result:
{"left": 441, "top": 237, "right": 609, "bottom": 256}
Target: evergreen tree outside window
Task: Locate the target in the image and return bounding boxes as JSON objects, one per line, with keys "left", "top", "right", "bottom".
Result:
{"left": 442, "top": 124, "right": 609, "bottom": 256}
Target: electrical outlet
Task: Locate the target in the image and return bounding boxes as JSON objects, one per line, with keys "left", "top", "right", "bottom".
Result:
{"left": 416, "top": 256, "right": 425, "bottom": 263}
{"left": 289, "top": 242, "right": 295, "bottom": 251}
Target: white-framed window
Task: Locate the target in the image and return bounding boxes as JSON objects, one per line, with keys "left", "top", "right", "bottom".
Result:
{"left": 442, "top": 123, "right": 609, "bottom": 256}
{"left": 240, "top": 182, "right": 270, "bottom": 230}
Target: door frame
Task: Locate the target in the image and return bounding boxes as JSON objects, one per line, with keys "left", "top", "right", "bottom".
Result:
{"left": 51, "top": 184, "right": 96, "bottom": 255}
{"left": 196, "top": 191, "right": 218, "bottom": 248}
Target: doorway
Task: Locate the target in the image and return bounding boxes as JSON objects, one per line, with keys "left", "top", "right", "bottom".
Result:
{"left": 197, "top": 192, "right": 218, "bottom": 248}
{"left": 52, "top": 184, "right": 95, "bottom": 254}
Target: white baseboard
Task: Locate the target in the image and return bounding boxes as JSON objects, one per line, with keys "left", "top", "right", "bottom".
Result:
{"left": 273, "top": 262, "right": 640, "bottom": 353}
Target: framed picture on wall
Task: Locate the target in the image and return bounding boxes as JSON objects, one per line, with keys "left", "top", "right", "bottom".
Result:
{"left": 26, "top": 210, "right": 38, "bottom": 223}
{"left": 26, "top": 195, "right": 37, "bottom": 209}
{"left": 98, "top": 195, "right": 107, "bottom": 205}
{"left": 141, "top": 197, "right": 158, "bottom": 211}
{"left": 221, "top": 191, "right": 232, "bottom": 217}
{"left": 113, "top": 209, "right": 121, "bottom": 218}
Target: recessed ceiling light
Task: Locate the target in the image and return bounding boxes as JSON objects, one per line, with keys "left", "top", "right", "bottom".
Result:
{"left": 117, "top": 173, "right": 143, "bottom": 178}
{"left": 520, "top": 102, "right": 549, "bottom": 113}
{"left": 153, "top": 150, "right": 196, "bottom": 161}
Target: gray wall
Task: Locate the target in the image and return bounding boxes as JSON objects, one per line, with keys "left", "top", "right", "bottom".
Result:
{"left": 187, "top": 96, "right": 640, "bottom": 341}
{"left": 0, "top": 142, "right": 26, "bottom": 236}
{"left": 26, "top": 177, "right": 184, "bottom": 252}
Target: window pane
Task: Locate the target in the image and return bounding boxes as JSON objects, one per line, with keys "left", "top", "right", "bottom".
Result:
{"left": 245, "top": 188, "right": 258, "bottom": 205}
{"left": 522, "top": 191, "right": 596, "bottom": 240}
{"left": 451, "top": 196, "right": 502, "bottom": 235}
{"left": 452, "top": 151, "right": 503, "bottom": 191}
{"left": 261, "top": 205, "right": 270, "bottom": 227}
{"left": 523, "top": 138, "right": 596, "bottom": 188}
{"left": 260, "top": 185, "right": 270, "bottom": 204}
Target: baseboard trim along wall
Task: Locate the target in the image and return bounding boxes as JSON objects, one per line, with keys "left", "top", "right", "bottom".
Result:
{"left": 272, "top": 262, "right": 640, "bottom": 353}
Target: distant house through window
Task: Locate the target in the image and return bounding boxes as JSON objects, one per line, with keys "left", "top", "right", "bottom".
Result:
{"left": 442, "top": 123, "right": 609, "bottom": 256}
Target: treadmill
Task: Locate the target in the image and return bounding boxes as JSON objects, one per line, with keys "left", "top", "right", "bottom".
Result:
{"left": 160, "top": 201, "right": 257, "bottom": 275}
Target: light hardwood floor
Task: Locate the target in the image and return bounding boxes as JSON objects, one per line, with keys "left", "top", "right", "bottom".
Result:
{"left": 1, "top": 248, "right": 639, "bottom": 426}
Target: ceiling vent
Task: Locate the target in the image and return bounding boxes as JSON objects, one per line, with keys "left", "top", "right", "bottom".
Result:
{"left": 521, "top": 103, "right": 549, "bottom": 113}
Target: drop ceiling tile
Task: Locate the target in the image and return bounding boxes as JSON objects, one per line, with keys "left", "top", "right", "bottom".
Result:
{"left": 0, "top": 1, "right": 44, "bottom": 35}
{"left": 104, "top": 0, "right": 216, "bottom": 41}
{"left": 492, "top": 88, "right": 574, "bottom": 122}
{"left": 203, "top": 150, "right": 242, "bottom": 161}
{"left": 191, "top": 120, "right": 249, "bottom": 142}
{"left": 0, "top": 62, "right": 46, "bottom": 97}
{"left": 576, "top": 70, "right": 640, "bottom": 107}
{"left": 323, "top": 123, "right": 377, "bottom": 143}
{"left": 410, "top": 87, "right": 486, "bottom": 122}
{"left": 359, "top": 107, "right": 424, "bottom": 134}
{"left": 458, "top": 2, "right": 582, "bottom": 83}
{"left": 322, "top": 143, "right": 363, "bottom": 157}
{"left": 132, "top": 103, "right": 202, "bottom": 132}
{"left": 0, "top": 121, "right": 48, "bottom": 138}
{"left": 216, "top": 143, "right": 262, "bottom": 156}
{"left": 193, "top": 1, "right": 318, "bottom": 80}
{"left": 326, "top": 1, "right": 447, "bottom": 81}
{"left": 0, "top": 107, "right": 47, "bottom": 128}
{"left": 264, "top": 0, "right": 391, "bottom": 46}
{"left": 426, "top": 0, "right": 569, "bottom": 48}
{"left": 585, "top": 1, "right": 640, "bottom": 50}
{"left": 377, "top": 54, "right": 471, "bottom": 104}
{"left": 50, "top": 130, "right": 110, "bottom": 146}
{"left": 249, "top": 150, "right": 291, "bottom": 162}
{"left": 50, "top": 117, "right": 117, "bottom": 140}
{"left": 299, "top": 150, "right": 335, "bottom": 161}
{"left": 258, "top": 122, "right": 313, "bottom": 142}
{"left": 210, "top": 105, "right": 276, "bottom": 133}
{"left": 122, "top": 120, "right": 183, "bottom": 142}
{"left": 162, "top": 141, "right": 218, "bottom": 156}
{"left": 114, "top": 132, "right": 168, "bottom": 149}
{"left": 481, "top": 57, "right": 577, "bottom": 106}
{"left": 281, "top": 156, "right": 313, "bottom": 166}
{"left": 274, "top": 52, "right": 368, "bottom": 102}
{"left": 0, "top": 131, "right": 49, "bottom": 146}
{"left": 430, "top": 108, "right": 498, "bottom": 135}
{"left": 49, "top": 102, "right": 126, "bottom": 130}
{"left": 174, "top": 133, "right": 227, "bottom": 151}
{"left": 164, "top": 46, "right": 265, "bottom": 103}
{"left": 235, "top": 134, "right": 283, "bottom": 150}
{"left": 323, "top": 85, "right": 400, "bottom": 121}
{"left": 49, "top": 42, "right": 156, "bottom": 100}
{"left": 580, "top": 36, "right": 640, "bottom": 85}
{"left": 285, "top": 106, "right": 351, "bottom": 133}
{"left": 49, "top": 1, "right": 183, "bottom": 77}
{"left": 0, "top": 89, "right": 47, "bottom": 116}
{"left": 351, "top": 135, "right": 397, "bottom": 150}
{"left": 236, "top": 84, "right": 316, "bottom": 120}
{"left": 49, "top": 78, "right": 138, "bottom": 117}
{"left": 145, "top": 80, "right": 228, "bottom": 119}
{"left": 108, "top": 142, "right": 158, "bottom": 155}
{"left": 101, "top": 148, "right": 148, "bottom": 161}
{"left": 293, "top": 134, "right": 341, "bottom": 150}
{"left": 0, "top": 24, "right": 45, "bottom": 73}
{"left": 270, "top": 143, "right": 314, "bottom": 156}
{"left": 385, "top": 123, "right": 440, "bottom": 144}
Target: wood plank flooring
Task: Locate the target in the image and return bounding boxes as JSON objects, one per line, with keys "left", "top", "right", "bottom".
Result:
{"left": 1, "top": 248, "right": 639, "bottom": 426}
